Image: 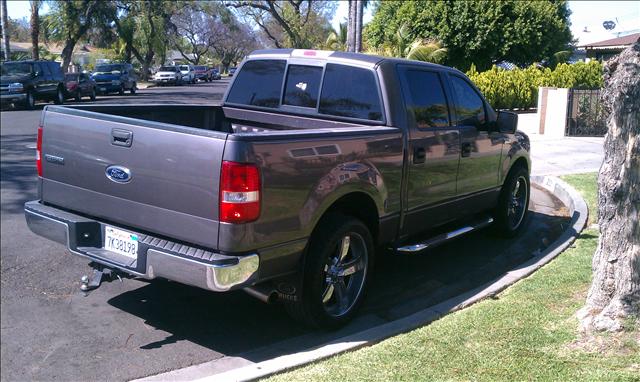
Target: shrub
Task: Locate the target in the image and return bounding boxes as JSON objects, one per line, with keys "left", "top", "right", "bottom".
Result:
{"left": 467, "top": 61, "right": 603, "bottom": 110}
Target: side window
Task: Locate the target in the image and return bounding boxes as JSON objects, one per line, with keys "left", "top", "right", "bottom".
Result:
{"left": 226, "top": 60, "right": 286, "bottom": 109}
{"left": 47, "top": 62, "right": 60, "bottom": 77}
{"left": 401, "top": 69, "right": 450, "bottom": 128}
{"left": 39, "top": 62, "right": 51, "bottom": 76}
{"left": 450, "top": 75, "right": 485, "bottom": 127}
{"left": 319, "top": 64, "right": 383, "bottom": 121}
{"left": 282, "top": 65, "right": 323, "bottom": 108}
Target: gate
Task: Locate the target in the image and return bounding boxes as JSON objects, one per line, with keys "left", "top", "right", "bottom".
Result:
{"left": 566, "top": 89, "right": 608, "bottom": 136}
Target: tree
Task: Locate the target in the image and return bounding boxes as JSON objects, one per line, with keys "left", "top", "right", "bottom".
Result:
{"left": 30, "top": 1, "right": 40, "bottom": 60}
{"left": 365, "top": 0, "right": 572, "bottom": 71}
{"left": 212, "top": 18, "right": 259, "bottom": 72}
{"left": 578, "top": 42, "right": 640, "bottom": 333}
{"left": 1, "top": 0, "right": 10, "bottom": 59}
{"left": 43, "top": 0, "right": 113, "bottom": 72}
{"left": 226, "top": 0, "right": 335, "bottom": 49}
{"left": 171, "top": 2, "right": 222, "bottom": 65}
{"left": 406, "top": 39, "right": 447, "bottom": 64}
{"left": 325, "top": 22, "right": 347, "bottom": 51}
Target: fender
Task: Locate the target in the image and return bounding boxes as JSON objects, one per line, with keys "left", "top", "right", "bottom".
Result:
{"left": 500, "top": 131, "right": 532, "bottom": 184}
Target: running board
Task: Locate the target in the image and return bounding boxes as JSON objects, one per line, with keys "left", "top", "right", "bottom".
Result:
{"left": 396, "top": 217, "right": 494, "bottom": 254}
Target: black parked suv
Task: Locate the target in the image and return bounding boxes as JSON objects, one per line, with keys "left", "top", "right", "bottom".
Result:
{"left": 91, "top": 63, "right": 137, "bottom": 95}
{"left": 1, "top": 60, "right": 65, "bottom": 109}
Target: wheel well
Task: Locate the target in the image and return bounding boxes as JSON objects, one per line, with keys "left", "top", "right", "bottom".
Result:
{"left": 320, "top": 192, "right": 379, "bottom": 243}
{"left": 511, "top": 157, "right": 529, "bottom": 174}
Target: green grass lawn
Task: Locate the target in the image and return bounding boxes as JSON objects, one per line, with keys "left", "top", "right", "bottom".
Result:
{"left": 266, "top": 172, "right": 639, "bottom": 382}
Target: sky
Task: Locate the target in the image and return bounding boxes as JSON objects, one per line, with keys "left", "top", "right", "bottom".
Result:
{"left": 6, "top": 0, "right": 639, "bottom": 45}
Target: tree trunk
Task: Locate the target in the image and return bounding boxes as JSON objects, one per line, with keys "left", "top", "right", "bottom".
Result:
{"left": 355, "top": 0, "right": 363, "bottom": 53}
{"left": 30, "top": 0, "right": 39, "bottom": 60}
{"left": 578, "top": 42, "right": 640, "bottom": 333}
{"left": 61, "top": 39, "right": 77, "bottom": 73}
{"left": 346, "top": 0, "right": 355, "bottom": 52}
{"left": 1, "top": 0, "right": 10, "bottom": 60}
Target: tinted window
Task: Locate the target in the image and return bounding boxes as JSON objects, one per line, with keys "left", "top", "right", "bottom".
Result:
{"left": 65, "top": 73, "right": 79, "bottom": 81}
{"left": 39, "top": 62, "right": 52, "bottom": 76}
{"left": 451, "top": 76, "right": 485, "bottom": 126}
{"left": 319, "top": 64, "right": 382, "bottom": 121}
{"left": 1, "top": 62, "right": 33, "bottom": 75}
{"left": 402, "top": 69, "right": 449, "bottom": 128}
{"left": 283, "top": 65, "right": 323, "bottom": 108}
{"left": 159, "top": 66, "right": 177, "bottom": 72}
{"left": 179, "top": 66, "right": 189, "bottom": 71}
{"left": 226, "top": 60, "right": 286, "bottom": 109}
{"left": 95, "top": 64, "right": 123, "bottom": 73}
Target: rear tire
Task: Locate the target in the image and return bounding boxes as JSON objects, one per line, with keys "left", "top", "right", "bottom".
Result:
{"left": 74, "top": 90, "right": 81, "bottom": 102}
{"left": 285, "top": 213, "right": 373, "bottom": 329}
{"left": 130, "top": 83, "right": 136, "bottom": 95}
{"left": 54, "top": 87, "right": 64, "bottom": 105}
{"left": 90, "top": 88, "right": 96, "bottom": 101}
{"left": 493, "top": 165, "right": 530, "bottom": 237}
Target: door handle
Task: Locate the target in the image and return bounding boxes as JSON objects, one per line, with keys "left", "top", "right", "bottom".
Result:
{"left": 414, "top": 147, "right": 426, "bottom": 164}
{"left": 461, "top": 142, "right": 472, "bottom": 157}
{"left": 111, "top": 128, "right": 133, "bottom": 147}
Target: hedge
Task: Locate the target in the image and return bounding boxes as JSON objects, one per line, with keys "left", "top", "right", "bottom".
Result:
{"left": 466, "top": 61, "right": 604, "bottom": 110}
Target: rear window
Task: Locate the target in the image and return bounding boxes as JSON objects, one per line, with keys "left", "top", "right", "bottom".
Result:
{"left": 282, "top": 65, "right": 323, "bottom": 108}
{"left": 226, "top": 60, "right": 286, "bottom": 109}
{"left": 319, "top": 64, "right": 382, "bottom": 121}
{"left": 159, "top": 66, "right": 177, "bottom": 72}
{"left": 65, "top": 73, "right": 79, "bottom": 81}
{"left": 179, "top": 65, "right": 189, "bottom": 71}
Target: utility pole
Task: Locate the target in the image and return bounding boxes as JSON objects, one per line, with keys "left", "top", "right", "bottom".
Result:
{"left": 1, "top": 0, "right": 10, "bottom": 60}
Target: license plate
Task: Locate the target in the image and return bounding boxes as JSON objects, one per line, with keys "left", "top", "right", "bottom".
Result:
{"left": 100, "top": 87, "right": 106, "bottom": 92}
{"left": 104, "top": 226, "right": 138, "bottom": 259}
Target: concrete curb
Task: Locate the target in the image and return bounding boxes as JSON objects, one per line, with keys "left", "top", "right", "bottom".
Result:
{"left": 140, "top": 176, "right": 589, "bottom": 382}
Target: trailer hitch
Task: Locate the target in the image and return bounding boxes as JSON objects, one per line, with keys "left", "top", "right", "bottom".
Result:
{"left": 79, "top": 263, "right": 125, "bottom": 295}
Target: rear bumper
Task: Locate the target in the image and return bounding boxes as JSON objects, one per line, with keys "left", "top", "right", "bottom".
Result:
{"left": 24, "top": 200, "right": 259, "bottom": 292}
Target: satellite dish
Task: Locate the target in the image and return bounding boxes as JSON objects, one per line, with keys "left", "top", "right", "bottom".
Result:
{"left": 603, "top": 20, "right": 616, "bottom": 30}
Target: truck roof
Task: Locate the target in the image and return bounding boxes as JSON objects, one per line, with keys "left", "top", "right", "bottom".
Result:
{"left": 246, "top": 49, "right": 456, "bottom": 73}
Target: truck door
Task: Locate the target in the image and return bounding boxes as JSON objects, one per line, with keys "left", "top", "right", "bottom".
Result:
{"left": 398, "top": 65, "right": 461, "bottom": 237}
{"left": 447, "top": 74, "right": 504, "bottom": 214}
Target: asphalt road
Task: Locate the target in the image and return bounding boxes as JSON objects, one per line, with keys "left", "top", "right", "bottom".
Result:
{"left": 1, "top": 80, "right": 570, "bottom": 381}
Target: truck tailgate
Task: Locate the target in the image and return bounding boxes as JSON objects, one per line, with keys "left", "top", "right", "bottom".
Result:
{"left": 40, "top": 108, "right": 227, "bottom": 249}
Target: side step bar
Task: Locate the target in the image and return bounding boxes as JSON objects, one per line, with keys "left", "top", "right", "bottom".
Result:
{"left": 396, "top": 217, "right": 494, "bottom": 254}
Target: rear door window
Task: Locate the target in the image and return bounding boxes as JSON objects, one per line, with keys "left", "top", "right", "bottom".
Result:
{"left": 450, "top": 75, "right": 485, "bottom": 126}
{"left": 282, "top": 65, "right": 323, "bottom": 108}
{"left": 226, "top": 60, "right": 286, "bottom": 109}
{"left": 319, "top": 64, "right": 383, "bottom": 121}
{"left": 400, "top": 68, "right": 450, "bottom": 128}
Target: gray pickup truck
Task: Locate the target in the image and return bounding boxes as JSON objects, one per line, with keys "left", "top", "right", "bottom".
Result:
{"left": 25, "top": 49, "right": 530, "bottom": 328}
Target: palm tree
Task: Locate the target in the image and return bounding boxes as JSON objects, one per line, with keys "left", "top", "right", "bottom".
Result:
{"left": 405, "top": 39, "right": 448, "bottom": 64}
{"left": 30, "top": 0, "right": 40, "bottom": 60}
{"left": 325, "top": 22, "right": 347, "bottom": 51}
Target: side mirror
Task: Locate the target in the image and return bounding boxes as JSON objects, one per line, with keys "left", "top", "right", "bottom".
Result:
{"left": 497, "top": 111, "right": 518, "bottom": 134}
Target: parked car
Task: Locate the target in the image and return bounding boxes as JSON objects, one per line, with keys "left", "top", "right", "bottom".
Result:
{"left": 211, "top": 68, "right": 221, "bottom": 80}
{"left": 91, "top": 63, "right": 137, "bottom": 95}
{"left": 25, "top": 49, "right": 530, "bottom": 329}
{"left": 1, "top": 60, "right": 65, "bottom": 109}
{"left": 178, "top": 64, "right": 196, "bottom": 84}
{"left": 153, "top": 66, "right": 183, "bottom": 86}
{"left": 64, "top": 72, "right": 97, "bottom": 102}
{"left": 193, "top": 65, "right": 212, "bottom": 82}
{"left": 228, "top": 67, "right": 237, "bottom": 76}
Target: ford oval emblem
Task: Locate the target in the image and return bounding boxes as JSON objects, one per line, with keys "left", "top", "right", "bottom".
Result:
{"left": 105, "top": 165, "right": 132, "bottom": 183}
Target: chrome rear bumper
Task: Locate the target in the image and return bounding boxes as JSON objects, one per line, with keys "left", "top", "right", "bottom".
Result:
{"left": 24, "top": 201, "right": 259, "bottom": 292}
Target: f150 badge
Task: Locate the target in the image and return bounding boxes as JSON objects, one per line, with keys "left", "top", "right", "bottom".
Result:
{"left": 105, "top": 165, "right": 132, "bottom": 183}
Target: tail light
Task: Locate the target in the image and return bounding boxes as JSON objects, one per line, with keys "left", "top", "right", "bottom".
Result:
{"left": 219, "top": 161, "right": 261, "bottom": 223}
{"left": 36, "top": 125, "right": 43, "bottom": 177}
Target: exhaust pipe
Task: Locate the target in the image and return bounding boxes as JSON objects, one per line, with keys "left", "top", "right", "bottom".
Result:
{"left": 244, "top": 284, "right": 278, "bottom": 304}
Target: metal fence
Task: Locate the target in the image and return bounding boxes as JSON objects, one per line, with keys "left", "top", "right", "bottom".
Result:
{"left": 565, "top": 89, "right": 608, "bottom": 136}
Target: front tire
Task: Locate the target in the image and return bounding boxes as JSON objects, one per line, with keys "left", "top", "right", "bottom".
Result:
{"left": 118, "top": 85, "right": 125, "bottom": 96}
{"left": 130, "top": 83, "right": 136, "bottom": 95}
{"left": 54, "top": 87, "right": 64, "bottom": 105}
{"left": 24, "top": 90, "right": 36, "bottom": 110}
{"left": 74, "top": 90, "right": 82, "bottom": 102}
{"left": 285, "top": 213, "right": 373, "bottom": 329}
{"left": 493, "top": 165, "right": 530, "bottom": 237}
{"left": 90, "top": 88, "right": 96, "bottom": 101}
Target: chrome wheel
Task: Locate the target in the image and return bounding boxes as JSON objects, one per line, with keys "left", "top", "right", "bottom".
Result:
{"left": 321, "top": 233, "right": 368, "bottom": 317}
{"left": 507, "top": 175, "right": 528, "bottom": 230}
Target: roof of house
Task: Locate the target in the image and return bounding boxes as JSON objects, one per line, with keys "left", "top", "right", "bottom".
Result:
{"left": 580, "top": 33, "right": 640, "bottom": 49}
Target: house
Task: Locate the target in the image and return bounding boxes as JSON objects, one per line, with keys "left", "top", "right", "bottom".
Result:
{"left": 580, "top": 32, "right": 640, "bottom": 61}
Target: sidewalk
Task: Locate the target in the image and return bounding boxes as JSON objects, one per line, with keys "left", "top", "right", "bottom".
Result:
{"left": 516, "top": 112, "right": 604, "bottom": 176}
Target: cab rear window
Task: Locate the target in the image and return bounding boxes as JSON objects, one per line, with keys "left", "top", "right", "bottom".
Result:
{"left": 226, "top": 60, "right": 286, "bottom": 109}
{"left": 319, "top": 64, "right": 382, "bottom": 121}
{"left": 226, "top": 60, "right": 383, "bottom": 121}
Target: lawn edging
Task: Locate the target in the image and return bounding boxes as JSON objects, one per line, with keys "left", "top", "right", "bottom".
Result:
{"left": 192, "top": 176, "right": 589, "bottom": 382}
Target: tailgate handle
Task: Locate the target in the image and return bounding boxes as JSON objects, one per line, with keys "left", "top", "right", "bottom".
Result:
{"left": 111, "top": 129, "right": 133, "bottom": 147}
